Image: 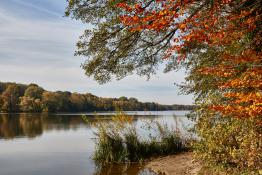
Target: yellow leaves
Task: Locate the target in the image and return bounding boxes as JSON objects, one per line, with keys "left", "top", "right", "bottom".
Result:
{"left": 205, "top": 51, "right": 262, "bottom": 121}
{"left": 179, "top": 23, "right": 186, "bottom": 30}
{"left": 159, "top": 10, "right": 167, "bottom": 16}
{"left": 211, "top": 103, "right": 262, "bottom": 119}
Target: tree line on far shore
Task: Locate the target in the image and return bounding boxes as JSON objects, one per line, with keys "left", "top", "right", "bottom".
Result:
{"left": 0, "top": 82, "right": 193, "bottom": 113}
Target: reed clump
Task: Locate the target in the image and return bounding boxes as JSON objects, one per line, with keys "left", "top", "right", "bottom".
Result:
{"left": 93, "top": 112, "right": 188, "bottom": 165}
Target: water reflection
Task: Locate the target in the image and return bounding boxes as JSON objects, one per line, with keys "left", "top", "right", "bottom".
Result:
{"left": 0, "top": 112, "right": 192, "bottom": 140}
{"left": 95, "top": 164, "right": 157, "bottom": 175}
{"left": 0, "top": 114, "right": 86, "bottom": 139}
{"left": 0, "top": 111, "right": 192, "bottom": 175}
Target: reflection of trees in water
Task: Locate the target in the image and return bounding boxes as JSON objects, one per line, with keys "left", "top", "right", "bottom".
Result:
{"left": 94, "top": 164, "right": 157, "bottom": 175}
{"left": 0, "top": 114, "right": 143, "bottom": 139}
{"left": 0, "top": 114, "right": 190, "bottom": 140}
{"left": 19, "top": 114, "right": 43, "bottom": 138}
{"left": 0, "top": 115, "right": 24, "bottom": 139}
{"left": 0, "top": 114, "right": 89, "bottom": 139}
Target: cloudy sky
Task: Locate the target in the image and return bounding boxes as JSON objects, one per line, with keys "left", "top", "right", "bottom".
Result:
{"left": 0, "top": 0, "right": 193, "bottom": 105}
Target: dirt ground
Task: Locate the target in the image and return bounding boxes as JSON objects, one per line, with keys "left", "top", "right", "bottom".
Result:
{"left": 146, "top": 152, "right": 201, "bottom": 175}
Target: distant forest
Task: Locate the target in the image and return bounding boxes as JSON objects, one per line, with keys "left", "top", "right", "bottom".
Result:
{"left": 0, "top": 82, "right": 193, "bottom": 113}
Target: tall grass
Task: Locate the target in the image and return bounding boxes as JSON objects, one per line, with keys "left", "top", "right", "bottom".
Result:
{"left": 93, "top": 112, "right": 188, "bottom": 165}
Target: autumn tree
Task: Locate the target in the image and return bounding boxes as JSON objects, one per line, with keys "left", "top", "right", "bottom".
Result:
{"left": 1, "top": 84, "right": 20, "bottom": 112}
{"left": 24, "top": 84, "right": 44, "bottom": 99}
{"left": 66, "top": 1, "right": 261, "bottom": 110}
{"left": 0, "top": 96, "right": 3, "bottom": 111}
{"left": 65, "top": 0, "right": 181, "bottom": 83}
{"left": 66, "top": 0, "right": 261, "bottom": 122}
{"left": 118, "top": 0, "right": 262, "bottom": 172}
{"left": 20, "top": 97, "right": 42, "bottom": 112}
{"left": 66, "top": 0, "right": 261, "bottom": 173}
{"left": 69, "top": 93, "right": 87, "bottom": 111}
{"left": 42, "top": 92, "right": 59, "bottom": 112}
{"left": 55, "top": 91, "right": 72, "bottom": 112}
{"left": 19, "top": 84, "right": 44, "bottom": 112}
{"left": 66, "top": 0, "right": 261, "bottom": 110}
{"left": 0, "top": 82, "right": 195, "bottom": 113}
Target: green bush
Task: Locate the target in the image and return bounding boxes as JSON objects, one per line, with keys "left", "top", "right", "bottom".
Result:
{"left": 194, "top": 110, "right": 262, "bottom": 174}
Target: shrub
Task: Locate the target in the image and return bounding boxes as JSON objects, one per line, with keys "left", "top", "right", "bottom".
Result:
{"left": 194, "top": 110, "right": 262, "bottom": 174}
{"left": 93, "top": 112, "right": 188, "bottom": 165}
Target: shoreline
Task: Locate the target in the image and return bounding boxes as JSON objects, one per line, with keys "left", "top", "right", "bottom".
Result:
{"left": 146, "top": 152, "right": 201, "bottom": 175}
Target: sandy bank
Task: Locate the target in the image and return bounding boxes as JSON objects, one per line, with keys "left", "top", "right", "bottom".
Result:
{"left": 146, "top": 152, "right": 201, "bottom": 175}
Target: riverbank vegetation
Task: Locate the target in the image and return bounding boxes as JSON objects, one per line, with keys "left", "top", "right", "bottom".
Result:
{"left": 93, "top": 112, "right": 189, "bottom": 165}
{"left": 0, "top": 82, "right": 193, "bottom": 113}
{"left": 66, "top": 0, "right": 261, "bottom": 174}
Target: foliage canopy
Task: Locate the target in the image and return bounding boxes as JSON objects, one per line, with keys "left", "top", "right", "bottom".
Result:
{"left": 66, "top": 0, "right": 262, "bottom": 173}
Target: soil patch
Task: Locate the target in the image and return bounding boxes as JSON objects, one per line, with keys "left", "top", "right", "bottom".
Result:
{"left": 146, "top": 152, "right": 201, "bottom": 175}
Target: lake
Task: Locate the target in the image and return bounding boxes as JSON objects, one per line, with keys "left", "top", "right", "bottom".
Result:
{"left": 0, "top": 111, "right": 193, "bottom": 175}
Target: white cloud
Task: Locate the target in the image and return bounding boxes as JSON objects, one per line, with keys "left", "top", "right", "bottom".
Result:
{"left": 10, "top": 0, "right": 62, "bottom": 17}
{"left": 0, "top": 1, "right": 193, "bottom": 105}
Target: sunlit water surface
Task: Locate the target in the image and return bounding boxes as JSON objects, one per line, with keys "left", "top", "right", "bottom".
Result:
{"left": 0, "top": 111, "right": 193, "bottom": 175}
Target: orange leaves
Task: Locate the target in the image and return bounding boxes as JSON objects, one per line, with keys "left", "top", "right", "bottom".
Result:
{"left": 206, "top": 59, "right": 262, "bottom": 120}
{"left": 202, "top": 50, "right": 262, "bottom": 120}
{"left": 198, "top": 63, "right": 237, "bottom": 78}
{"left": 178, "top": 23, "right": 187, "bottom": 31}
{"left": 116, "top": 2, "right": 132, "bottom": 12}
{"left": 210, "top": 104, "right": 262, "bottom": 119}
{"left": 221, "top": 73, "right": 262, "bottom": 89}
{"left": 115, "top": 0, "right": 181, "bottom": 32}
{"left": 210, "top": 91, "right": 262, "bottom": 119}
{"left": 221, "top": 50, "right": 261, "bottom": 65}
{"left": 115, "top": 0, "right": 260, "bottom": 54}
{"left": 115, "top": 0, "right": 262, "bottom": 121}
{"left": 224, "top": 92, "right": 262, "bottom": 105}
{"left": 134, "top": 4, "right": 143, "bottom": 13}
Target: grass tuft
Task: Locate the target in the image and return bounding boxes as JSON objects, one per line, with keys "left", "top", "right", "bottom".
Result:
{"left": 93, "top": 112, "right": 188, "bottom": 165}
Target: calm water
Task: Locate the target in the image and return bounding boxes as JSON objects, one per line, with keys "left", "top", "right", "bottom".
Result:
{"left": 0, "top": 111, "right": 193, "bottom": 175}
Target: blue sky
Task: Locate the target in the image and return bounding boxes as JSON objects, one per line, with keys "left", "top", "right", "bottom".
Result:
{"left": 0, "top": 0, "right": 193, "bottom": 105}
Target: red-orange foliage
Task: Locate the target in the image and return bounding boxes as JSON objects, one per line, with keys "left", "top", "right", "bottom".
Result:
{"left": 115, "top": 0, "right": 261, "bottom": 120}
